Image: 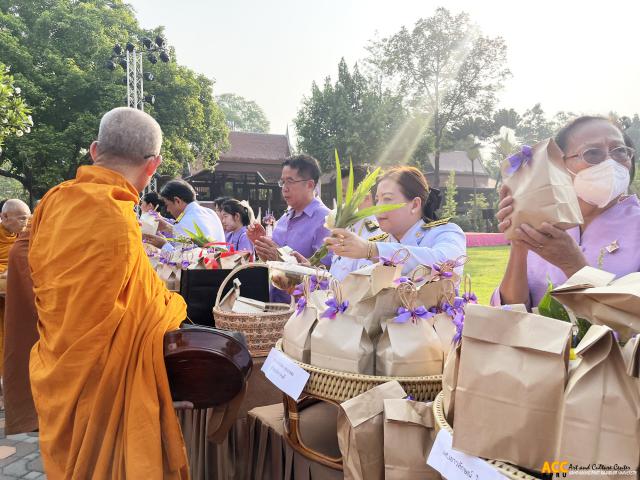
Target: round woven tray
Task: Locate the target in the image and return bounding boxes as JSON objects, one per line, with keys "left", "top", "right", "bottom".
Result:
{"left": 275, "top": 339, "right": 442, "bottom": 402}
{"left": 213, "top": 263, "right": 294, "bottom": 357}
{"left": 432, "top": 392, "right": 539, "bottom": 480}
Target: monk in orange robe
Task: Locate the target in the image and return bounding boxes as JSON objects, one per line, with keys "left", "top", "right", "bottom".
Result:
{"left": 0, "top": 199, "right": 31, "bottom": 377}
{"left": 29, "top": 107, "right": 190, "bottom": 479}
{"left": 4, "top": 223, "right": 39, "bottom": 434}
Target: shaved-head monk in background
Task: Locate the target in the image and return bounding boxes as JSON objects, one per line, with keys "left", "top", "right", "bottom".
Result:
{"left": 0, "top": 199, "right": 30, "bottom": 274}
{"left": 0, "top": 199, "right": 31, "bottom": 380}
{"left": 29, "top": 107, "right": 190, "bottom": 478}
{"left": 3, "top": 218, "right": 38, "bottom": 434}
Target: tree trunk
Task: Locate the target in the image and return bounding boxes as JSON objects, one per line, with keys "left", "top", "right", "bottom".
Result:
{"left": 471, "top": 157, "right": 477, "bottom": 230}
{"left": 433, "top": 133, "right": 441, "bottom": 188}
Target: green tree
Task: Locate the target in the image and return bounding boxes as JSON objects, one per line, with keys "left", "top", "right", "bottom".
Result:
{"left": 492, "top": 108, "right": 520, "bottom": 134}
{"left": 517, "top": 103, "right": 555, "bottom": 144}
{"left": 216, "top": 93, "right": 270, "bottom": 133}
{"left": 0, "top": 63, "right": 32, "bottom": 149}
{"left": 367, "top": 7, "right": 510, "bottom": 187}
{"left": 440, "top": 170, "right": 458, "bottom": 218}
{"left": 295, "top": 58, "right": 406, "bottom": 170}
{"left": 0, "top": 0, "right": 228, "bottom": 204}
{"left": 464, "top": 192, "right": 489, "bottom": 232}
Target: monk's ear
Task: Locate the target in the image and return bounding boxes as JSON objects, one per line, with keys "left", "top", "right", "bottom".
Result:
{"left": 144, "top": 155, "right": 162, "bottom": 177}
{"left": 89, "top": 141, "right": 99, "bottom": 163}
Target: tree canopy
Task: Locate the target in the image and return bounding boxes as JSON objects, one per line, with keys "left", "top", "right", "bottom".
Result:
{"left": 367, "top": 7, "right": 510, "bottom": 186}
{"left": 0, "top": 0, "right": 228, "bottom": 203}
{"left": 295, "top": 58, "right": 406, "bottom": 171}
{"left": 216, "top": 93, "right": 270, "bottom": 133}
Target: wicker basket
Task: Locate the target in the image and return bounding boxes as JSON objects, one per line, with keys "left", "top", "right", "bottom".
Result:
{"left": 213, "top": 263, "right": 294, "bottom": 357}
{"left": 275, "top": 339, "right": 442, "bottom": 402}
{"left": 432, "top": 392, "right": 539, "bottom": 480}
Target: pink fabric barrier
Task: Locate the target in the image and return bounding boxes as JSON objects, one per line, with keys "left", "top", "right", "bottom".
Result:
{"left": 465, "top": 232, "right": 509, "bottom": 247}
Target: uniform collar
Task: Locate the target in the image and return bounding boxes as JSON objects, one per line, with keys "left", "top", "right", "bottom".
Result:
{"left": 391, "top": 219, "right": 424, "bottom": 245}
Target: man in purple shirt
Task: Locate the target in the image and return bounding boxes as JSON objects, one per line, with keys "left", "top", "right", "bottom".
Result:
{"left": 250, "top": 154, "right": 332, "bottom": 303}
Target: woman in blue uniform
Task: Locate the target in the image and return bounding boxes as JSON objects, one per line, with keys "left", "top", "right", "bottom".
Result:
{"left": 326, "top": 166, "right": 466, "bottom": 274}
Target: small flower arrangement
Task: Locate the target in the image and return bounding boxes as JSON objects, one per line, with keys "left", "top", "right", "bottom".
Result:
{"left": 309, "top": 150, "right": 405, "bottom": 265}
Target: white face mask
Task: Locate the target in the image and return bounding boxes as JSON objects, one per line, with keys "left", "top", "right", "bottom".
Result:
{"left": 570, "top": 159, "right": 630, "bottom": 208}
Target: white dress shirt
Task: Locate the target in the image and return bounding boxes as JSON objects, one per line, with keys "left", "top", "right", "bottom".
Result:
{"left": 162, "top": 201, "right": 225, "bottom": 252}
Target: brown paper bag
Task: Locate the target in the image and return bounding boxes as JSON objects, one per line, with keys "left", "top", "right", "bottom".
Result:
{"left": 502, "top": 138, "right": 583, "bottom": 240}
{"left": 350, "top": 286, "right": 400, "bottom": 339}
{"left": 441, "top": 342, "right": 460, "bottom": 424}
{"left": 556, "top": 325, "right": 640, "bottom": 471}
{"left": 552, "top": 266, "right": 640, "bottom": 341}
{"left": 452, "top": 303, "right": 572, "bottom": 471}
{"left": 376, "top": 283, "right": 443, "bottom": 376}
{"left": 282, "top": 276, "right": 318, "bottom": 363}
{"left": 337, "top": 381, "right": 407, "bottom": 480}
{"left": 441, "top": 304, "right": 530, "bottom": 424}
{"left": 623, "top": 334, "right": 640, "bottom": 378}
{"left": 341, "top": 257, "right": 403, "bottom": 305}
{"left": 383, "top": 399, "right": 442, "bottom": 480}
{"left": 310, "top": 281, "right": 374, "bottom": 374}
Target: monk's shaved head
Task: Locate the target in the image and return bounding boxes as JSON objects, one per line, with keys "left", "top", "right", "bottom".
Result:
{"left": 96, "top": 107, "right": 162, "bottom": 164}
{"left": 1, "top": 199, "right": 30, "bottom": 234}
{"left": 2, "top": 199, "right": 30, "bottom": 215}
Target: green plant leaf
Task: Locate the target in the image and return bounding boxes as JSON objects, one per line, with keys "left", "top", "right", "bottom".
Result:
{"left": 345, "top": 158, "right": 354, "bottom": 205}
{"left": 538, "top": 278, "right": 571, "bottom": 322}
{"left": 335, "top": 149, "right": 343, "bottom": 211}
{"left": 349, "top": 203, "right": 405, "bottom": 222}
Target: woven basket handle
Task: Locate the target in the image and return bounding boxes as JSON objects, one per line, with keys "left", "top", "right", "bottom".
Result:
{"left": 214, "top": 262, "right": 270, "bottom": 308}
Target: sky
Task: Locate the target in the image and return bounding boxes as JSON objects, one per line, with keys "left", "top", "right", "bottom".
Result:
{"left": 127, "top": 0, "right": 640, "bottom": 138}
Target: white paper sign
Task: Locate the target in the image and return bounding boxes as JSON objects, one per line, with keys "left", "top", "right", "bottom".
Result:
{"left": 427, "top": 429, "right": 507, "bottom": 480}
{"left": 261, "top": 348, "right": 310, "bottom": 400}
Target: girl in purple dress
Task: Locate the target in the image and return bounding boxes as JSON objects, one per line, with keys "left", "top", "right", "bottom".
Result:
{"left": 221, "top": 199, "right": 254, "bottom": 254}
{"left": 495, "top": 116, "right": 639, "bottom": 307}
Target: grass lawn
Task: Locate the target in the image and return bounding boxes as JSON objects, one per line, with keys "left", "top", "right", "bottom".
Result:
{"left": 465, "top": 246, "right": 510, "bottom": 305}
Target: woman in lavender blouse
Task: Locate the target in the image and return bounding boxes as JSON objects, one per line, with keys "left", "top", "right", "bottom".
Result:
{"left": 495, "top": 116, "right": 639, "bottom": 307}
{"left": 221, "top": 199, "right": 254, "bottom": 254}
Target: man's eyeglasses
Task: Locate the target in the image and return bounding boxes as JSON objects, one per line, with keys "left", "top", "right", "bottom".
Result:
{"left": 564, "top": 146, "right": 635, "bottom": 165}
{"left": 278, "top": 178, "right": 310, "bottom": 188}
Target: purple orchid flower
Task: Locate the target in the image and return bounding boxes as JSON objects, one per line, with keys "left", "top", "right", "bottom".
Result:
{"left": 310, "top": 275, "right": 329, "bottom": 291}
{"left": 394, "top": 305, "right": 434, "bottom": 324}
{"left": 463, "top": 292, "right": 478, "bottom": 304}
{"left": 296, "top": 296, "right": 307, "bottom": 316}
{"left": 292, "top": 284, "right": 304, "bottom": 297}
{"left": 431, "top": 263, "right": 453, "bottom": 279}
{"left": 442, "top": 297, "right": 466, "bottom": 344}
{"left": 321, "top": 298, "right": 349, "bottom": 319}
{"left": 181, "top": 260, "right": 190, "bottom": 269}
{"left": 506, "top": 145, "right": 533, "bottom": 175}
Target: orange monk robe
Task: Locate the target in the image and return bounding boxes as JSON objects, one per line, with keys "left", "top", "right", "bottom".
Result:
{"left": 29, "top": 165, "right": 189, "bottom": 479}
{"left": 0, "top": 223, "right": 18, "bottom": 274}
{"left": 4, "top": 226, "right": 39, "bottom": 434}
{"left": 0, "top": 223, "right": 18, "bottom": 375}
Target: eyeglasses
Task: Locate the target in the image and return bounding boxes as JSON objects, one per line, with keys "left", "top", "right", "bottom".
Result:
{"left": 278, "top": 178, "right": 310, "bottom": 188}
{"left": 564, "top": 146, "right": 635, "bottom": 165}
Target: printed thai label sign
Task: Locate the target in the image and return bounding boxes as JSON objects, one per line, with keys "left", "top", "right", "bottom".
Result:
{"left": 261, "top": 348, "right": 310, "bottom": 400}
{"left": 427, "top": 430, "right": 507, "bottom": 480}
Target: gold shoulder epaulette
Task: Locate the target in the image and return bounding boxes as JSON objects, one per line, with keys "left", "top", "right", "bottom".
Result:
{"left": 364, "top": 219, "right": 379, "bottom": 232}
{"left": 421, "top": 218, "right": 451, "bottom": 230}
{"left": 368, "top": 232, "right": 389, "bottom": 242}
